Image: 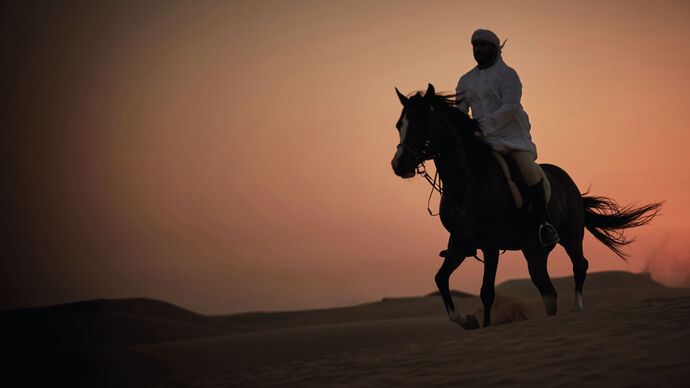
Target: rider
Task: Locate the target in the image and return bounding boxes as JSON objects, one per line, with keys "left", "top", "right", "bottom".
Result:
{"left": 455, "top": 28, "right": 559, "bottom": 246}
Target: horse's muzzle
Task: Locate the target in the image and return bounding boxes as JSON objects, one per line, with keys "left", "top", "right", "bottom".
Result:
{"left": 392, "top": 159, "right": 416, "bottom": 178}
{"left": 392, "top": 147, "right": 417, "bottom": 178}
{"left": 397, "top": 168, "right": 415, "bottom": 179}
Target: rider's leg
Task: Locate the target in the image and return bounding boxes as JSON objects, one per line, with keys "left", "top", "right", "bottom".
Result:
{"left": 527, "top": 179, "right": 560, "bottom": 245}
{"left": 509, "top": 151, "right": 560, "bottom": 246}
{"left": 509, "top": 150, "right": 541, "bottom": 186}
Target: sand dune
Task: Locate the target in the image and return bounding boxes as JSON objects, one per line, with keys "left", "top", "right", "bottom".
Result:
{"left": 2, "top": 271, "right": 689, "bottom": 387}
{"left": 203, "top": 296, "right": 690, "bottom": 388}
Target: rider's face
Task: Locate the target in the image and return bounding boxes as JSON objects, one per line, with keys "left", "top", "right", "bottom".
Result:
{"left": 472, "top": 40, "right": 496, "bottom": 65}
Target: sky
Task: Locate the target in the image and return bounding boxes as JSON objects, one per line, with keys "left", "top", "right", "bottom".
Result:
{"left": 2, "top": 0, "right": 690, "bottom": 314}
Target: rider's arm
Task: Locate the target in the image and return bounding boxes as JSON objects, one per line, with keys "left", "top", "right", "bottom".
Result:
{"left": 480, "top": 67, "right": 523, "bottom": 136}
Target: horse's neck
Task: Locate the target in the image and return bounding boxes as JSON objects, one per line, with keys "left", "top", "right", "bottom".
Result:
{"left": 430, "top": 106, "right": 494, "bottom": 197}
{"left": 434, "top": 143, "right": 473, "bottom": 197}
{"left": 434, "top": 133, "right": 493, "bottom": 199}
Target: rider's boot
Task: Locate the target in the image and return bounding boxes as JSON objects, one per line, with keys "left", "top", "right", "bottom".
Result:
{"left": 527, "top": 180, "right": 560, "bottom": 246}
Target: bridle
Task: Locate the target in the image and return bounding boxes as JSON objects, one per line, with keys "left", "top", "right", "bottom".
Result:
{"left": 395, "top": 107, "right": 444, "bottom": 214}
{"left": 395, "top": 139, "right": 433, "bottom": 165}
{"left": 395, "top": 105, "right": 440, "bottom": 166}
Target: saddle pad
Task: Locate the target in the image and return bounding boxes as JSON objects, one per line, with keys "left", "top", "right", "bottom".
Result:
{"left": 492, "top": 151, "right": 551, "bottom": 209}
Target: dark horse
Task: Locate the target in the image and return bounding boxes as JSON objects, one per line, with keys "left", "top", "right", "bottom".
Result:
{"left": 391, "top": 84, "right": 661, "bottom": 329}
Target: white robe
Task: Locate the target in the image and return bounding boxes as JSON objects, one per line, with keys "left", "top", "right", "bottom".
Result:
{"left": 455, "top": 59, "right": 537, "bottom": 160}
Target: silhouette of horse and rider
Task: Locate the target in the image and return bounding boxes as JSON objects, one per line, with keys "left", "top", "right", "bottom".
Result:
{"left": 391, "top": 29, "right": 661, "bottom": 329}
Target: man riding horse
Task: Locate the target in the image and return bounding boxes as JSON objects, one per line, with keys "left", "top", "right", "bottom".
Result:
{"left": 390, "top": 29, "right": 661, "bottom": 329}
{"left": 456, "top": 29, "right": 559, "bottom": 248}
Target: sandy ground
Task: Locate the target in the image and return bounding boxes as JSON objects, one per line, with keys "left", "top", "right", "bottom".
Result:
{"left": 192, "top": 297, "right": 690, "bottom": 388}
{"left": 2, "top": 271, "right": 689, "bottom": 387}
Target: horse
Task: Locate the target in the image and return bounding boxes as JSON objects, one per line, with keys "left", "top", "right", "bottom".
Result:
{"left": 391, "top": 83, "right": 662, "bottom": 329}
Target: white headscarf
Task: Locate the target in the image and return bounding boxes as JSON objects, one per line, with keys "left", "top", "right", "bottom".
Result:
{"left": 471, "top": 29, "right": 507, "bottom": 59}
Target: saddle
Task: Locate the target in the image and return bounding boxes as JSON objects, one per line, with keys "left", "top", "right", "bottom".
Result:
{"left": 492, "top": 151, "right": 551, "bottom": 209}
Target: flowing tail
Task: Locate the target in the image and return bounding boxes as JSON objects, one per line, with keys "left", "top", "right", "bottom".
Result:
{"left": 582, "top": 194, "right": 663, "bottom": 260}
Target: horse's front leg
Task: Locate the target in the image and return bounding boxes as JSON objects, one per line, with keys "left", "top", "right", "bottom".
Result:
{"left": 435, "top": 238, "right": 479, "bottom": 330}
{"left": 480, "top": 249, "right": 499, "bottom": 327}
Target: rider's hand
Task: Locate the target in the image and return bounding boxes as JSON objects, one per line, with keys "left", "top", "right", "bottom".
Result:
{"left": 475, "top": 117, "right": 489, "bottom": 139}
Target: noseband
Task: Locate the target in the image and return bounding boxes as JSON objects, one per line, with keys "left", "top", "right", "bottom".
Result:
{"left": 395, "top": 139, "right": 434, "bottom": 166}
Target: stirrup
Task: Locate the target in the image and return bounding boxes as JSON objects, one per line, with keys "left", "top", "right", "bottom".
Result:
{"left": 538, "top": 222, "right": 560, "bottom": 246}
{"left": 439, "top": 248, "right": 477, "bottom": 259}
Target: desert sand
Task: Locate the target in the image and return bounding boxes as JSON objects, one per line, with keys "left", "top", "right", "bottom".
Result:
{"left": 2, "top": 271, "right": 689, "bottom": 387}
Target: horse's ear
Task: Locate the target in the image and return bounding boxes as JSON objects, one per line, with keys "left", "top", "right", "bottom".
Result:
{"left": 395, "top": 87, "right": 408, "bottom": 106}
{"left": 425, "top": 83, "right": 435, "bottom": 97}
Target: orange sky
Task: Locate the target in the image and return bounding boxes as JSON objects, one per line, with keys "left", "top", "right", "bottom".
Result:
{"left": 3, "top": 1, "right": 690, "bottom": 314}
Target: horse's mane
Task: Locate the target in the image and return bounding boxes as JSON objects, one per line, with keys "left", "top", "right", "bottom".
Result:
{"left": 408, "top": 90, "right": 494, "bottom": 168}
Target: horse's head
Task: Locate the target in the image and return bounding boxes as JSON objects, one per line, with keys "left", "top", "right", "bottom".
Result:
{"left": 391, "top": 83, "right": 442, "bottom": 178}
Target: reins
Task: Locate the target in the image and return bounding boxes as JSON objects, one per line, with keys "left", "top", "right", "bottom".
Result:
{"left": 416, "top": 102, "right": 459, "bottom": 217}
{"left": 416, "top": 162, "right": 442, "bottom": 216}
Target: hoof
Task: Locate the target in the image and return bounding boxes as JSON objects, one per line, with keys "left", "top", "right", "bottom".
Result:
{"left": 460, "top": 314, "right": 480, "bottom": 330}
{"left": 449, "top": 311, "right": 480, "bottom": 330}
{"left": 571, "top": 292, "right": 584, "bottom": 312}
{"left": 542, "top": 295, "right": 558, "bottom": 316}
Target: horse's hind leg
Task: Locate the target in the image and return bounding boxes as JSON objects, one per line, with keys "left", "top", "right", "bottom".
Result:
{"left": 561, "top": 238, "right": 589, "bottom": 312}
{"left": 480, "top": 249, "right": 499, "bottom": 327}
{"left": 523, "top": 246, "right": 558, "bottom": 316}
